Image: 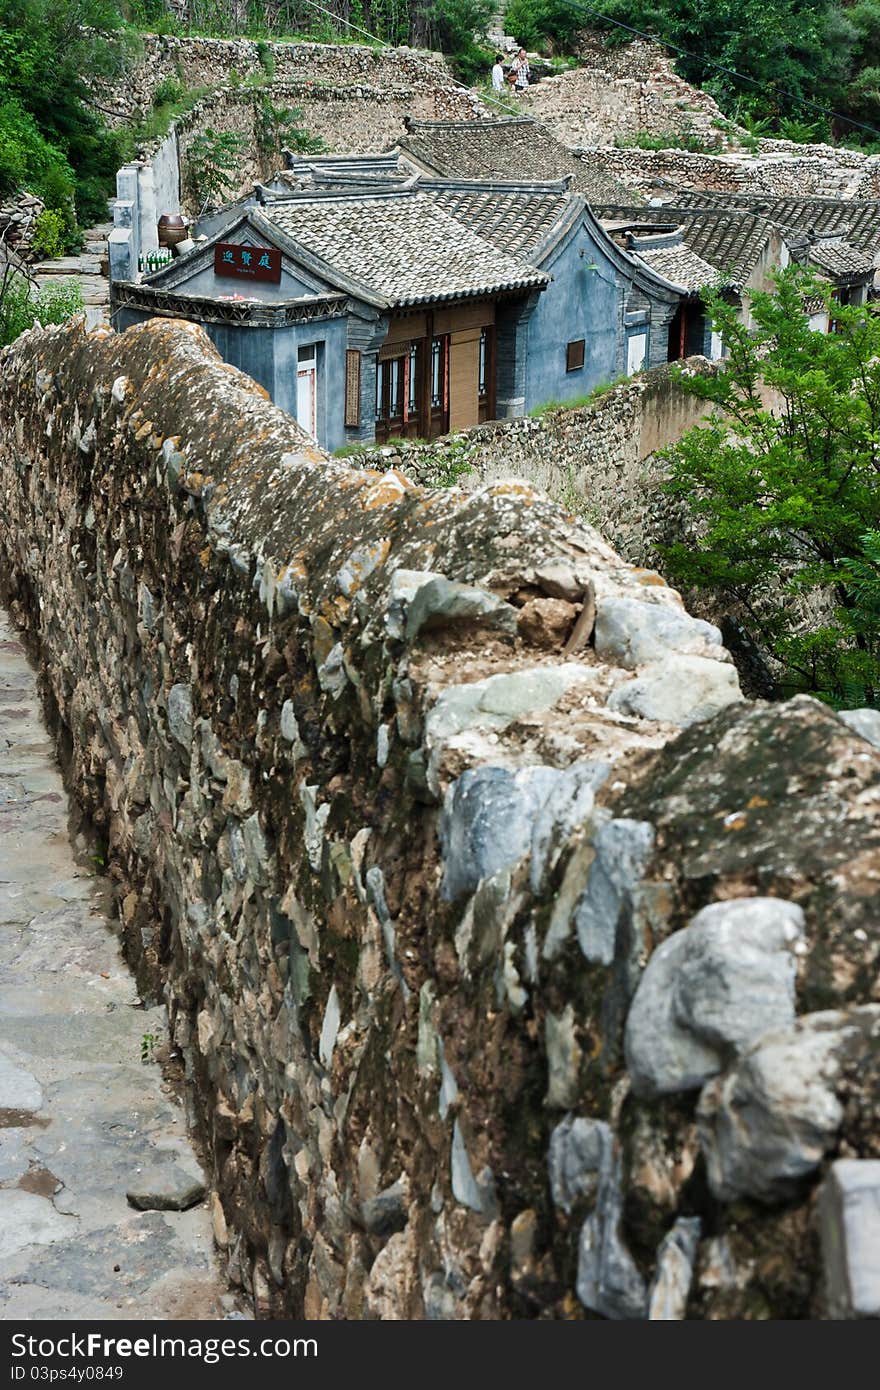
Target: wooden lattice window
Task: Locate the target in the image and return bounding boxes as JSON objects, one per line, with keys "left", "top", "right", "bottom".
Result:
{"left": 345, "top": 350, "right": 361, "bottom": 427}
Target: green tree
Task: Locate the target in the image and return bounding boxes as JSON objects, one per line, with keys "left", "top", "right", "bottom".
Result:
{"left": 186, "top": 128, "right": 248, "bottom": 211}
{"left": 659, "top": 270, "right": 880, "bottom": 707}
{"left": 0, "top": 0, "right": 132, "bottom": 232}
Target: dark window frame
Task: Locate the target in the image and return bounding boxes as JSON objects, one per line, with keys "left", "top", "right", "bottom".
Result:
{"left": 566, "top": 339, "right": 586, "bottom": 373}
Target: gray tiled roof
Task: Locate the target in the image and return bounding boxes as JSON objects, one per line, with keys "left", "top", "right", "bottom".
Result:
{"left": 261, "top": 191, "right": 548, "bottom": 306}
{"left": 632, "top": 240, "right": 719, "bottom": 291}
{"left": 396, "top": 118, "right": 639, "bottom": 206}
{"left": 598, "top": 204, "right": 777, "bottom": 287}
{"left": 669, "top": 190, "right": 880, "bottom": 254}
{"left": 806, "top": 237, "right": 875, "bottom": 281}
{"left": 418, "top": 182, "right": 577, "bottom": 257}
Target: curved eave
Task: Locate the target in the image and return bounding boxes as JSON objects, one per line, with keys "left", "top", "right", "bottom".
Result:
{"left": 391, "top": 274, "right": 548, "bottom": 308}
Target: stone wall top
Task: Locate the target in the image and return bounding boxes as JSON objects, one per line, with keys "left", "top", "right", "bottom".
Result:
{"left": 98, "top": 32, "right": 461, "bottom": 125}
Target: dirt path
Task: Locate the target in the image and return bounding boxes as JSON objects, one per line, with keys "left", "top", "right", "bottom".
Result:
{"left": 0, "top": 608, "right": 227, "bottom": 1320}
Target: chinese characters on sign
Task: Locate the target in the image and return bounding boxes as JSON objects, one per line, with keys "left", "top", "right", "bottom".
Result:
{"left": 214, "top": 242, "right": 282, "bottom": 284}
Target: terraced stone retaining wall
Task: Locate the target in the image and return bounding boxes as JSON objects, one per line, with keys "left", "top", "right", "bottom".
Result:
{"left": 1, "top": 316, "right": 878, "bottom": 1320}
{"left": 99, "top": 34, "right": 460, "bottom": 125}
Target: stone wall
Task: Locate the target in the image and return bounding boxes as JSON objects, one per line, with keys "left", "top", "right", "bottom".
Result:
{"left": 99, "top": 33, "right": 461, "bottom": 125}
{"left": 1, "top": 315, "right": 878, "bottom": 1321}
{"left": 346, "top": 360, "right": 715, "bottom": 569}
{"left": 575, "top": 144, "right": 880, "bottom": 199}
{"left": 526, "top": 37, "right": 728, "bottom": 150}
{"left": 166, "top": 80, "right": 476, "bottom": 212}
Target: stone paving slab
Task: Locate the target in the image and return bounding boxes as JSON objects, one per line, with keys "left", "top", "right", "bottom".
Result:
{"left": 0, "top": 608, "right": 227, "bottom": 1320}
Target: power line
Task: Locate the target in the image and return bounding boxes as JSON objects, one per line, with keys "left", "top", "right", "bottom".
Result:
{"left": 291, "top": 0, "right": 518, "bottom": 117}
{"left": 538, "top": 1, "right": 880, "bottom": 141}
{"left": 298, "top": 0, "right": 880, "bottom": 143}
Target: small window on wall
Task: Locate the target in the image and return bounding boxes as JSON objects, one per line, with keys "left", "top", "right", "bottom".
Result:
{"left": 566, "top": 339, "right": 585, "bottom": 372}
{"left": 479, "top": 328, "right": 488, "bottom": 398}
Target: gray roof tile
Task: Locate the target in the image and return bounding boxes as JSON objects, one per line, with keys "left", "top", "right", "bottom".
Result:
{"left": 598, "top": 204, "right": 778, "bottom": 287}
{"left": 262, "top": 191, "right": 548, "bottom": 305}
{"left": 806, "top": 237, "right": 875, "bottom": 281}
{"left": 396, "top": 118, "right": 638, "bottom": 206}
{"left": 668, "top": 190, "right": 880, "bottom": 254}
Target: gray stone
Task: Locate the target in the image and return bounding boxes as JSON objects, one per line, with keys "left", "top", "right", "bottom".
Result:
{"left": 376, "top": 722, "right": 390, "bottom": 768}
{"left": 317, "top": 642, "right": 347, "bottom": 697}
{"left": 819, "top": 1160, "right": 880, "bottom": 1319}
{"left": 0, "top": 1127, "right": 31, "bottom": 1182}
{"left": 361, "top": 1180, "right": 408, "bottom": 1237}
{"left": 279, "top": 699, "right": 299, "bottom": 744}
{"left": 384, "top": 568, "right": 440, "bottom": 640}
{"left": 426, "top": 664, "right": 592, "bottom": 746}
{"left": 126, "top": 1166, "right": 206, "bottom": 1212}
{"left": 574, "top": 817, "right": 654, "bottom": 965}
{"left": 439, "top": 764, "right": 563, "bottom": 901}
{"left": 0, "top": 1051, "right": 43, "bottom": 1113}
{"left": 575, "top": 1130, "right": 646, "bottom": 1320}
{"left": 437, "top": 1038, "right": 459, "bottom": 1119}
{"left": 548, "top": 1115, "right": 609, "bottom": 1213}
{"left": 529, "top": 760, "right": 608, "bottom": 892}
{"left": 647, "top": 1217, "right": 701, "bottom": 1320}
{"left": 227, "top": 821, "right": 248, "bottom": 883}
{"left": 319, "top": 985, "right": 341, "bottom": 1070}
{"left": 607, "top": 654, "right": 742, "bottom": 726}
{"left": 533, "top": 557, "right": 590, "bottom": 602}
{"left": 697, "top": 1008, "right": 880, "bottom": 1203}
{"left": 595, "top": 597, "right": 723, "bottom": 670}
{"left": 365, "top": 865, "right": 405, "bottom": 993}
{"left": 0, "top": 1191, "right": 71, "bottom": 1262}
{"left": 450, "top": 1120, "right": 495, "bottom": 1218}
{"left": 451, "top": 1118, "right": 483, "bottom": 1213}
{"left": 241, "top": 812, "right": 270, "bottom": 887}
{"left": 405, "top": 576, "right": 517, "bottom": 642}
{"left": 166, "top": 683, "right": 192, "bottom": 753}
{"left": 625, "top": 897, "right": 804, "bottom": 1098}
{"left": 545, "top": 1005, "right": 581, "bottom": 1109}
{"left": 838, "top": 707, "right": 880, "bottom": 749}
{"left": 137, "top": 582, "right": 156, "bottom": 634}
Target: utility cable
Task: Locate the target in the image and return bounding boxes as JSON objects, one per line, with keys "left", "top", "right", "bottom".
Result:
{"left": 534, "top": 0, "right": 880, "bottom": 141}
{"left": 295, "top": 0, "right": 880, "bottom": 142}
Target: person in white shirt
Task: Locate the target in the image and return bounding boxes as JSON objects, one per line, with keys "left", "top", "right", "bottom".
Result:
{"left": 491, "top": 55, "right": 505, "bottom": 92}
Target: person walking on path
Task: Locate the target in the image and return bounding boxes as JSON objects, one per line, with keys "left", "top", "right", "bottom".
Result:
{"left": 510, "top": 48, "right": 530, "bottom": 93}
{"left": 491, "top": 53, "right": 505, "bottom": 92}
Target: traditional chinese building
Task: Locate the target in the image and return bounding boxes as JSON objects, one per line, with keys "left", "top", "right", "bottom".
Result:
{"left": 110, "top": 172, "right": 688, "bottom": 451}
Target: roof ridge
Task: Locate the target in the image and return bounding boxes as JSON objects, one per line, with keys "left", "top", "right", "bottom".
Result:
{"left": 402, "top": 116, "right": 537, "bottom": 131}
{"left": 417, "top": 176, "right": 572, "bottom": 195}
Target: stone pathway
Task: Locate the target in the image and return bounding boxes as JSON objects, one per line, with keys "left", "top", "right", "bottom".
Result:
{"left": 33, "top": 222, "right": 112, "bottom": 331}
{"left": 0, "top": 607, "right": 226, "bottom": 1319}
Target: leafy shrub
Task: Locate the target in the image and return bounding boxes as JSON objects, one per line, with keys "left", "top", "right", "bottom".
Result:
{"left": 257, "top": 99, "right": 325, "bottom": 159}
{"left": 659, "top": 272, "right": 880, "bottom": 706}
{"left": 504, "top": 0, "right": 583, "bottom": 52}
{"left": 615, "top": 129, "right": 717, "bottom": 152}
{"left": 425, "top": 0, "right": 495, "bottom": 83}
{"left": 256, "top": 39, "right": 275, "bottom": 79}
{"left": 152, "top": 76, "right": 184, "bottom": 107}
{"left": 0, "top": 274, "right": 83, "bottom": 347}
{"left": 0, "top": 99, "right": 73, "bottom": 202}
{"left": 31, "top": 208, "right": 67, "bottom": 259}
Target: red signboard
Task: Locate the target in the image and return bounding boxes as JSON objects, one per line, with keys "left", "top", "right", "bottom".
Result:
{"left": 214, "top": 242, "right": 282, "bottom": 284}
